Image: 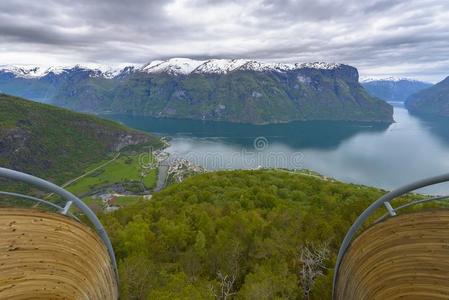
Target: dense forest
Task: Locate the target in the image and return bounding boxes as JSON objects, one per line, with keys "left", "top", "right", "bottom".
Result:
{"left": 101, "top": 170, "right": 424, "bottom": 299}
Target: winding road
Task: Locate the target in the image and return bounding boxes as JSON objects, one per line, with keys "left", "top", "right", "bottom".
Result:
{"left": 45, "top": 152, "right": 121, "bottom": 199}
{"left": 154, "top": 163, "right": 169, "bottom": 192}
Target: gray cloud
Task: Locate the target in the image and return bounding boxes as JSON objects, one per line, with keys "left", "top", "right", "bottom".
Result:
{"left": 0, "top": 0, "right": 448, "bottom": 82}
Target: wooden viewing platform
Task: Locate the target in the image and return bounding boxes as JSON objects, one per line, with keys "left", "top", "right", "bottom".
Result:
{"left": 0, "top": 208, "right": 118, "bottom": 299}
{"left": 335, "top": 210, "right": 449, "bottom": 300}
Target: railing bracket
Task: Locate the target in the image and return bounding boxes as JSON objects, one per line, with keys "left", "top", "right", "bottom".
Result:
{"left": 384, "top": 201, "right": 397, "bottom": 217}
{"left": 61, "top": 201, "right": 73, "bottom": 215}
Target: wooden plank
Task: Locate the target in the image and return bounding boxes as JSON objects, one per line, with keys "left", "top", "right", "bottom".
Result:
{"left": 335, "top": 210, "right": 449, "bottom": 300}
{"left": 0, "top": 208, "right": 118, "bottom": 300}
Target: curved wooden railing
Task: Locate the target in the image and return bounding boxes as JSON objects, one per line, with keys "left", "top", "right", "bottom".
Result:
{"left": 335, "top": 210, "right": 449, "bottom": 299}
{"left": 333, "top": 173, "right": 449, "bottom": 299}
{"left": 0, "top": 208, "right": 118, "bottom": 299}
{"left": 0, "top": 167, "right": 118, "bottom": 299}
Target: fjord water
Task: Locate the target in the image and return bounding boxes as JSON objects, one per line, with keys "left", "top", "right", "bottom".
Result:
{"left": 105, "top": 103, "right": 449, "bottom": 194}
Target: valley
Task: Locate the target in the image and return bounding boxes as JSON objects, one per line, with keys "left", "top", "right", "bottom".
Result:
{"left": 106, "top": 103, "right": 449, "bottom": 195}
{"left": 1, "top": 66, "right": 449, "bottom": 300}
{"left": 2, "top": 1, "right": 449, "bottom": 299}
{"left": 0, "top": 94, "right": 165, "bottom": 211}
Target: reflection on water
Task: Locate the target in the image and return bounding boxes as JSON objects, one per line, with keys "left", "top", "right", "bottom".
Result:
{"left": 106, "top": 114, "right": 390, "bottom": 150}
{"left": 409, "top": 111, "right": 449, "bottom": 147}
{"left": 103, "top": 103, "right": 449, "bottom": 194}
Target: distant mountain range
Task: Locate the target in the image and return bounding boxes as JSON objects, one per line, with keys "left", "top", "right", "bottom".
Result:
{"left": 361, "top": 77, "right": 432, "bottom": 102}
{"left": 406, "top": 76, "right": 449, "bottom": 117}
{"left": 0, "top": 58, "right": 393, "bottom": 124}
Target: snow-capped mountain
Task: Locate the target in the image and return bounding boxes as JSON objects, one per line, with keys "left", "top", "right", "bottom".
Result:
{"left": 0, "top": 58, "right": 342, "bottom": 80}
{"left": 360, "top": 76, "right": 423, "bottom": 83}
{"left": 0, "top": 58, "right": 393, "bottom": 124}
{"left": 0, "top": 65, "right": 51, "bottom": 79}
{"left": 0, "top": 64, "right": 138, "bottom": 79}
{"left": 141, "top": 58, "right": 206, "bottom": 75}
{"left": 140, "top": 58, "right": 342, "bottom": 75}
{"left": 192, "top": 59, "right": 250, "bottom": 74}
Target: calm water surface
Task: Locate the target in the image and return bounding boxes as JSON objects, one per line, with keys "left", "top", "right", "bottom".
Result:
{"left": 104, "top": 103, "right": 449, "bottom": 194}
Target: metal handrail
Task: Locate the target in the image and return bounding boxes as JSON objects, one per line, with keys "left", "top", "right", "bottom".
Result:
{"left": 374, "top": 195, "right": 449, "bottom": 224}
{"left": 333, "top": 173, "right": 449, "bottom": 298}
{"left": 0, "top": 191, "right": 80, "bottom": 221}
{"left": 0, "top": 167, "right": 118, "bottom": 280}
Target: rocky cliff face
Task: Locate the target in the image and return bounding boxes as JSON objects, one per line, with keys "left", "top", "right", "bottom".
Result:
{"left": 0, "top": 59, "right": 394, "bottom": 124}
{"left": 101, "top": 63, "right": 392, "bottom": 124}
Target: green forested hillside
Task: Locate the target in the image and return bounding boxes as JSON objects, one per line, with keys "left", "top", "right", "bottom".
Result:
{"left": 406, "top": 76, "right": 449, "bottom": 116}
{"left": 0, "top": 94, "right": 161, "bottom": 185}
{"left": 0, "top": 64, "right": 394, "bottom": 124}
{"left": 54, "top": 68, "right": 394, "bottom": 124}
{"left": 101, "top": 170, "right": 424, "bottom": 300}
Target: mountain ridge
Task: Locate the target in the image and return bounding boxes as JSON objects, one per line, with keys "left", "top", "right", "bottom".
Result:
{"left": 360, "top": 76, "right": 430, "bottom": 83}
{"left": 361, "top": 77, "right": 432, "bottom": 102}
{"left": 0, "top": 58, "right": 394, "bottom": 124}
{"left": 1, "top": 58, "right": 343, "bottom": 79}
{"left": 406, "top": 76, "right": 449, "bottom": 116}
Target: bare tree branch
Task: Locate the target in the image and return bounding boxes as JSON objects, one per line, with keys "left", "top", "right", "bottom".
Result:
{"left": 211, "top": 271, "right": 237, "bottom": 300}
{"left": 299, "top": 242, "right": 330, "bottom": 300}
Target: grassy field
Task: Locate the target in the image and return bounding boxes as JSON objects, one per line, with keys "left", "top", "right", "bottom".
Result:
{"left": 66, "top": 154, "right": 157, "bottom": 197}
{"left": 81, "top": 195, "right": 147, "bottom": 211}
{"left": 80, "top": 196, "right": 103, "bottom": 208}
{"left": 113, "top": 195, "right": 147, "bottom": 206}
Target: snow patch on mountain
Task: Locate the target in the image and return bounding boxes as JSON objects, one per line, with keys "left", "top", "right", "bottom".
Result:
{"left": 192, "top": 59, "right": 248, "bottom": 74}
{"left": 0, "top": 58, "right": 342, "bottom": 79}
{"left": 0, "top": 65, "right": 49, "bottom": 78}
{"left": 299, "top": 62, "right": 341, "bottom": 70}
{"left": 360, "top": 76, "right": 422, "bottom": 83}
{"left": 45, "top": 66, "right": 70, "bottom": 75}
{"left": 235, "top": 61, "right": 295, "bottom": 72}
{"left": 0, "top": 64, "right": 138, "bottom": 79}
{"left": 141, "top": 58, "right": 206, "bottom": 75}
{"left": 140, "top": 58, "right": 341, "bottom": 75}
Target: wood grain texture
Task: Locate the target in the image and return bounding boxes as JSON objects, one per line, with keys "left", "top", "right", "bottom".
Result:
{"left": 335, "top": 210, "right": 449, "bottom": 300}
{"left": 0, "top": 208, "right": 118, "bottom": 300}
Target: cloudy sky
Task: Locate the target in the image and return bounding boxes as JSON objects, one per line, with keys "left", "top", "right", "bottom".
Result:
{"left": 1, "top": 0, "right": 448, "bottom": 82}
